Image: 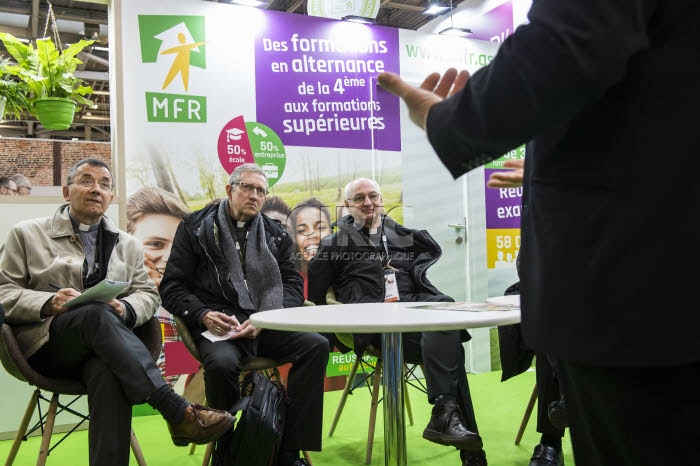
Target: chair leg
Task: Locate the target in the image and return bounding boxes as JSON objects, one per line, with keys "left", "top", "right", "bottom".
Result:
{"left": 328, "top": 356, "right": 362, "bottom": 437}
{"left": 366, "top": 358, "right": 383, "bottom": 465}
{"left": 130, "top": 428, "right": 147, "bottom": 466}
{"left": 302, "top": 450, "right": 313, "bottom": 465}
{"left": 188, "top": 443, "right": 197, "bottom": 455}
{"left": 201, "top": 442, "right": 213, "bottom": 466}
{"left": 5, "top": 389, "right": 39, "bottom": 466}
{"left": 402, "top": 366, "right": 414, "bottom": 426}
{"left": 36, "top": 394, "right": 59, "bottom": 466}
{"left": 515, "top": 383, "right": 538, "bottom": 445}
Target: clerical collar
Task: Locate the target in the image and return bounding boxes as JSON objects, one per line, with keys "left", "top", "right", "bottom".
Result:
{"left": 69, "top": 213, "right": 101, "bottom": 232}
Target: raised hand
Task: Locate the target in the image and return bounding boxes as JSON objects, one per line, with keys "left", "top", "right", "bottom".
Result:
{"left": 377, "top": 68, "right": 470, "bottom": 130}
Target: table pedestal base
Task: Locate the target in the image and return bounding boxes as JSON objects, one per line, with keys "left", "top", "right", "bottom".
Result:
{"left": 382, "top": 332, "right": 406, "bottom": 466}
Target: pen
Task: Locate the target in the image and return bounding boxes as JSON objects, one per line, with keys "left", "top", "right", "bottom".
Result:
{"left": 49, "top": 283, "right": 63, "bottom": 291}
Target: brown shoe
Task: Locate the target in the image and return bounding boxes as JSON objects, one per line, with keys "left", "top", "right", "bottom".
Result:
{"left": 168, "top": 404, "right": 235, "bottom": 447}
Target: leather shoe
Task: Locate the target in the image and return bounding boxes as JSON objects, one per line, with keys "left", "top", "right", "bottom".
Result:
{"left": 168, "top": 403, "right": 235, "bottom": 447}
{"left": 422, "top": 399, "right": 483, "bottom": 450}
{"left": 460, "top": 449, "right": 488, "bottom": 466}
{"left": 529, "top": 444, "right": 564, "bottom": 466}
{"left": 547, "top": 397, "right": 568, "bottom": 430}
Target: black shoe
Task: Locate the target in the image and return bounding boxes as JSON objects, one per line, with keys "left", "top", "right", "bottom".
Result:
{"left": 277, "top": 451, "right": 310, "bottom": 466}
{"left": 547, "top": 397, "right": 568, "bottom": 430}
{"left": 422, "top": 399, "right": 483, "bottom": 450}
{"left": 460, "top": 449, "right": 488, "bottom": 466}
{"left": 529, "top": 444, "right": 564, "bottom": 466}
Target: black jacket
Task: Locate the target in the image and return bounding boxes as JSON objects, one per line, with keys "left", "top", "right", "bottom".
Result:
{"left": 428, "top": 0, "right": 700, "bottom": 365}
{"left": 160, "top": 202, "right": 304, "bottom": 338}
{"left": 308, "top": 214, "right": 444, "bottom": 305}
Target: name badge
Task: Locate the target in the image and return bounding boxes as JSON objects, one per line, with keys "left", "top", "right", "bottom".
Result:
{"left": 383, "top": 269, "right": 399, "bottom": 302}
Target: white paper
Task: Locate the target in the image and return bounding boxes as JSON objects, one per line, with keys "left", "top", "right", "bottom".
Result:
{"left": 62, "top": 279, "right": 132, "bottom": 309}
{"left": 201, "top": 329, "right": 238, "bottom": 342}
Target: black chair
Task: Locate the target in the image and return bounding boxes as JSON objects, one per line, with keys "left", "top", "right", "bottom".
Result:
{"left": 0, "top": 317, "right": 162, "bottom": 466}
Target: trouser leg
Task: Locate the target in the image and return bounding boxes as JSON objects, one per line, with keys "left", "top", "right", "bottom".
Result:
{"left": 416, "top": 330, "right": 478, "bottom": 433}
{"left": 82, "top": 356, "right": 132, "bottom": 466}
{"left": 535, "top": 352, "right": 564, "bottom": 437}
{"left": 197, "top": 339, "right": 246, "bottom": 465}
{"left": 32, "top": 304, "right": 166, "bottom": 403}
{"left": 558, "top": 360, "right": 700, "bottom": 466}
{"left": 258, "top": 330, "right": 329, "bottom": 451}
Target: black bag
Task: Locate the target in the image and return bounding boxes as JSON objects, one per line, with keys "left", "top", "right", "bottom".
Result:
{"left": 230, "top": 371, "right": 287, "bottom": 466}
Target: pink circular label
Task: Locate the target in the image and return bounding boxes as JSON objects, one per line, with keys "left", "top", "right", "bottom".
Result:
{"left": 217, "top": 115, "right": 255, "bottom": 174}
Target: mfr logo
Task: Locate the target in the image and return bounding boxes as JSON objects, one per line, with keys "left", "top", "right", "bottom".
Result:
{"left": 138, "top": 15, "right": 206, "bottom": 91}
{"left": 138, "top": 15, "right": 208, "bottom": 123}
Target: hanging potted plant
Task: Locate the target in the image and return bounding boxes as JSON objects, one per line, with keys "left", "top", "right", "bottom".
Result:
{"left": 0, "top": 32, "right": 95, "bottom": 130}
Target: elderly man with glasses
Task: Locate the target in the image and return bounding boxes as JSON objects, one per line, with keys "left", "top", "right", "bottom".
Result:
{"left": 0, "top": 158, "right": 235, "bottom": 466}
{"left": 11, "top": 174, "right": 32, "bottom": 195}
{"left": 160, "top": 163, "right": 329, "bottom": 466}
{"left": 308, "top": 177, "right": 487, "bottom": 466}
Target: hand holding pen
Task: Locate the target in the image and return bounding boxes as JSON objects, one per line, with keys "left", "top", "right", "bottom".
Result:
{"left": 46, "top": 283, "right": 81, "bottom": 316}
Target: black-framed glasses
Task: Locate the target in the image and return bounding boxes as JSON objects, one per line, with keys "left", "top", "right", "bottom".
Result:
{"left": 18, "top": 186, "right": 32, "bottom": 193}
{"left": 71, "top": 178, "right": 112, "bottom": 191}
{"left": 348, "top": 193, "right": 381, "bottom": 204}
{"left": 233, "top": 182, "right": 268, "bottom": 197}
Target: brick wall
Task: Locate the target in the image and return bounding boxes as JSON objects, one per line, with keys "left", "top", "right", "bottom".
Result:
{"left": 0, "top": 138, "right": 111, "bottom": 186}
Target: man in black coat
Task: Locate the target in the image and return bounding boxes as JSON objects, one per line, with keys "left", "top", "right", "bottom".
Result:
{"left": 378, "top": 1, "right": 700, "bottom": 464}
{"left": 309, "top": 177, "right": 486, "bottom": 466}
{"left": 160, "top": 163, "right": 329, "bottom": 466}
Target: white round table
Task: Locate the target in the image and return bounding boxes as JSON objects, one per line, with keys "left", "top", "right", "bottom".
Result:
{"left": 251, "top": 301, "right": 520, "bottom": 466}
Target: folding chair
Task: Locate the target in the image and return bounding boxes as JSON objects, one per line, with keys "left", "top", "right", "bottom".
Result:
{"left": 0, "top": 317, "right": 162, "bottom": 466}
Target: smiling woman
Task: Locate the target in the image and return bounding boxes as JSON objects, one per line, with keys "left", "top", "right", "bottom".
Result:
{"left": 289, "top": 197, "right": 332, "bottom": 299}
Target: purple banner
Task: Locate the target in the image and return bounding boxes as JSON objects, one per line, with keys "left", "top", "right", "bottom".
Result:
{"left": 469, "top": 1, "right": 514, "bottom": 42}
{"left": 484, "top": 168, "right": 522, "bottom": 229}
{"left": 255, "top": 12, "right": 400, "bottom": 151}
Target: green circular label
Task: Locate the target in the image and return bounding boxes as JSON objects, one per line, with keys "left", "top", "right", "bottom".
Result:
{"left": 245, "top": 122, "right": 286, "bottom": 188}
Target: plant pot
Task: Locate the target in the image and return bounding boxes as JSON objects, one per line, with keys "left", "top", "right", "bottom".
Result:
{"left": 34, "top": 97, "right": 76, "bottom": 130}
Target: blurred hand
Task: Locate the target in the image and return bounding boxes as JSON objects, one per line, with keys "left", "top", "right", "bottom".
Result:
{"left": 105, "top": 299, "right": 125, "bottom": 318}
{"left": 377, "top": 68, "right": 470, "bottom": 130}
{"left": 233, "top": 319, "right": 261, "bottom": 340}
{"left": 486, "top": 159, "right": 525, "bottom": 188}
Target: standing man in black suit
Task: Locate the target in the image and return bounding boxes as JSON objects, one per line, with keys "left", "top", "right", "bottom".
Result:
{"left": 378, "top": 1, "right": 700, "bottom": 464}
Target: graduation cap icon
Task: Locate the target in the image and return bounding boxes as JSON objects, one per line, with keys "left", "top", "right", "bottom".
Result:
{"left": 226, "top": 127, "right": 245, "bottom": 142}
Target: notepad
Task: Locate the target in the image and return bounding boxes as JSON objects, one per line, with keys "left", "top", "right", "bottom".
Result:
{"left": 62, "top": 279, "right": 132, "bottom": 308}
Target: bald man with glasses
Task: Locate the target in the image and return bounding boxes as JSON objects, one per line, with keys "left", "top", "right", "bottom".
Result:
{"left": 308, "top": 177, "right": 487, "bottom": 466}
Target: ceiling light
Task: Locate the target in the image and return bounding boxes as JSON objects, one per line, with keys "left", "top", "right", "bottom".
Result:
{"left": 438, "top": 27, "right": 472, "bottom": 36}
{"left": 342, "top": 15, "right": 376, "bottom": 24}
{"left": 231, "top": 0, "right": 267, "bottom": 7}
{"left": 424, "top": 5, "right": 451, "bottom": 15}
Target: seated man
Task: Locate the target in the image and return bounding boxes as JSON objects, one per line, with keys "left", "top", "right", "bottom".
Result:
{"left": 308, "top": 177, "right": 487, "bottom": 466}
{"left": 160, "top": 163, "right": 329, "bottom": 466}
{"left": 0, "top": 158, "right": 233, "bottom": 466}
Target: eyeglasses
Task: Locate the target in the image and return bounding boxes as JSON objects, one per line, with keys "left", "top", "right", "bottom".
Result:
{"left": 348, "top": 193, "right": 381, "bottom": 204}
{"left": 72, "top": 178, "right": 112, "bottom": 191}
{"left": 233, "top": 182, "right": 268, "bottom": 197}
{"left": 18, "top": 186, "right": 32, "bottom": 193}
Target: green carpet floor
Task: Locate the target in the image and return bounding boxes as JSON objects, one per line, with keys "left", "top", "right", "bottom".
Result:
{"left": 0, "top": 369, "right": 574, "bottom": 465}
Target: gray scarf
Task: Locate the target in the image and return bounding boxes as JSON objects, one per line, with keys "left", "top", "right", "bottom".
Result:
{"left": 217, "top": 199, "right": 283, "bottom": 315}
